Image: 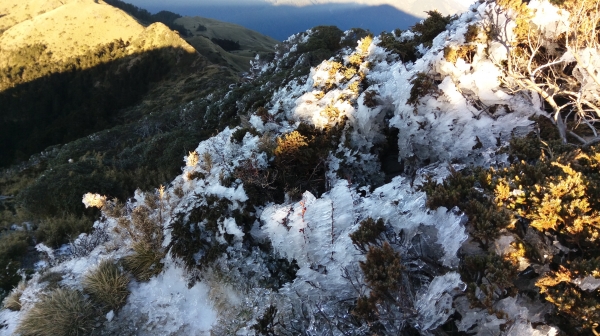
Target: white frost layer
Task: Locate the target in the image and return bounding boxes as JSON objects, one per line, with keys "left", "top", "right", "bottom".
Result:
{"left": 122, "top": 262, "right": 216, "bottom": 335}
{"left": 416, "top": 272, "right": 465, "bottom": 331}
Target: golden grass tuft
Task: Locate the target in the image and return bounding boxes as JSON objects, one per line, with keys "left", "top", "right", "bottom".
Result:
{"left": 2, "top": 281, "right": 26, "bottom": 311}
{"left": 123, "top": 241, "right": 165, "bottom": 282}
{"left": 17, "top": 288, "right": 95, "bottom": 336}
{"left": 83, "top": 259, "right": 130, "bottom": 311}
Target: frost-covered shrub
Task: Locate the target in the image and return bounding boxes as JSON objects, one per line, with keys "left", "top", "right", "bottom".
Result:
{"left": 70, "top": 224, "right": 109, "bottom": 257}
{"left": 426, "top": 120, "right": 600, "bottom": 333}
{"left": 117, "top": 205, "right": 163, "bottom": 249}
{"left": 167, "top": 197, "right": 229, "bottom": 269}
{"left": 349, "top": 217, "right": 385, "bottom": 253}
{"left": 273, "top": 124, "right": 342, "bottom": 198}
{"left": 83, "top": 259, "right": 130, "bottom": 311}
{"left": 407, "top": 72, "right": 440, "bottom": 106}
{"left": 297, "top": 26, "right": 344, "bottom": 53}
{"left": 494, "top": 146, "right": 600, "bottom": 333}
{"left": 412, "top": 10, "right": 455, "bottom": 47}
{"left": 17, "top": 288, "right": 96, "bottom": 336}
{"left": 420, "top": 168, "right": 510, "bottom": 248}
{"left": 377, "top": 10, "right": 453, "bottom": 62}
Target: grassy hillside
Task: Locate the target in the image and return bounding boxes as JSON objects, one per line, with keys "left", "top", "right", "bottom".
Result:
{"left": 0, "top": 0, "right": 279, "bottom": 299}
{"left": 176, "top": 16, "right": 279, "bottom": 72}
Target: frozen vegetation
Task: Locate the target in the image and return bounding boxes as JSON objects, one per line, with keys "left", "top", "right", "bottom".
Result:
{"left": 3, "top": 0, "right": 600, "bottom": 334}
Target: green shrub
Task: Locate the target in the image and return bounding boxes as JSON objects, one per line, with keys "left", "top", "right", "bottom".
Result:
{"left": 0, "top": 231, "right": 30, "bottom": 298}
{"left": 349, "top": 217, "right": 385, "bottom": 252}
{"left": 83, "top": 259, "right": 130, "bottom": 311}
{"left": 17, "top": 288, "right": 96, "bottom": 336}
{"left": 411, "top": 10, "right": 453, "bottom": 47}
{"left": 167, "top": 196, "right": 231, "bottom": 270}
{"left": 35, "top": 214, "right": 93, "bottom": 248}
{"left": 297, "top": 26, "right": 343, "bottom": 53}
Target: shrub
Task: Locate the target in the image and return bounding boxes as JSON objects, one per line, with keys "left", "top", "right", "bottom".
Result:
{"left": 117, "top": 205, "right": 163, "bottom": 249}
{"left": 349, "top": 217, "right": 385, "bottom": 252}
{"left": 83, "top": 259, "right": 130, "bottom": 311}
{"left": 167, "top": 196, "right": 232, "bottom": 270}
{"left": 412, "top": 10, "right": 453, "bottom": 47}
{"left": 297, "top": 26, "right": 343, "bottom": 53}
{"left": 407, "top": 72, "right": 440, "bottom": 106}
{"left": 211, "top": 38, "right": 241, "bottom": 52}
{"left": 272, "top": 124, "right": 343, "bottom": 198}
{"left": 352, "top": 242, "right": 416, "bottom": 333}
{"left": 17, "top": 288, "right": 96, "bottom": 336}
{"left": 0, "top": 231, "right": 30, "bottom": 298}
{"left": 35, "top": 214, "right": 93, "bottom": 248}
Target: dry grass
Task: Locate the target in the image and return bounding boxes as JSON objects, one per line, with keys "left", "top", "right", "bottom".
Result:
{"left": 17, "top": 288, "right": 96, "bottom": 336}
{"left": 83, "top": 259, "right": 130, "bottom": 311}
{"left": 2, "top": 281, "right": 26, "bottom": 311}
{"left": 0, "top": 0, "right": 144, "bottom": 67}
{"left": 123, "top": 241, "right": 165, "bottom": 281}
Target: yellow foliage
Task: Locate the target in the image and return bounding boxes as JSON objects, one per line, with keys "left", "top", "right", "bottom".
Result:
{"left": 81, "top": 192, "right": 107, "bottom": 209}
{"left": 443, "top": 45, "right": 476, "bottom": 64}
{"left": 536, "top": 265, "right": 573, "bottom": 294}
{"left": 348, "top": 81, "right": 360, "bottom": 94}
{"left": 494, "top": 179, "right": 511, "bottom": 206}
{"left": 525, "top": 162, "right": 600, "bottom": 233}
{"left": 343, "top": 67, "right": 357, "bottom": 80}
{"left": 347, "top": 53, "right": 363, "bottom": 67}
{"left": 358, "top": 35, "right": 373, "bottom": 54}
{"left": 496, "top": 0, "right": 533, "bottom": 43}
{"left": 322, "top": 105, "right": 340, "bottom": 122}
{"left": 503, "top": 241, "right": 527, "bottom": 265}
{"left": 273, "top": 131, "right": 309, "bottom": 157}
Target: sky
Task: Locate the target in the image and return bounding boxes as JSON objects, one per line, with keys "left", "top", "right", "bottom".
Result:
{"left": 124, "top": 0, "right": 475, "bottom": 40}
